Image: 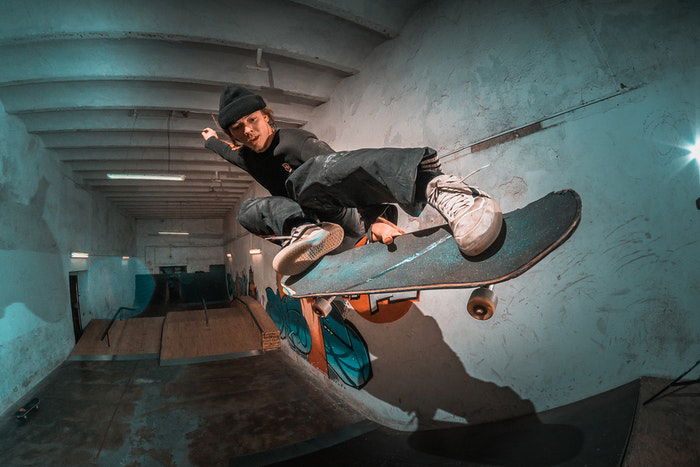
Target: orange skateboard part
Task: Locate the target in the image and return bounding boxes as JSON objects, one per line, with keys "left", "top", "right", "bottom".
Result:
{"left": 348, "top": 293, "right": 418, "bottom": 323}
{"left": 349, "top": 223, "right": 419, "bottom": 322}
{"left": 300, "top": 298, "right": 328, "bottom": 375}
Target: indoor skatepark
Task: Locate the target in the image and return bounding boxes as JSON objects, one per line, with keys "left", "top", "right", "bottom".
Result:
{"left": 1, "top": 0, "right": 698, "bottom": 465}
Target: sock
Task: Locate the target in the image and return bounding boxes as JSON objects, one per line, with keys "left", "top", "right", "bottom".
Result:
{"left": 418, "top": 152, "right": 442, "bottom": 171}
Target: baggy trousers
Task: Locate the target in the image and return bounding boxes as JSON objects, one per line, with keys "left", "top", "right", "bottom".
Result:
{"left": 237, "top": 147, "right": 437, "bottom": 239}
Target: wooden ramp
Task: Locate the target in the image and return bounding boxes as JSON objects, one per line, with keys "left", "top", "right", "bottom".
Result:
{"left": 159, "top": 301, "right": 271, "bottom": 365}
{"left": 70, "top": 317, "right": 164, "bottom": 360}
{"left": 238, "top": 296, "right": 281, "bottom": 351}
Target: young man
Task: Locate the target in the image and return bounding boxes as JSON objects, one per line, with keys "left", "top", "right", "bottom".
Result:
{"left": 201, "top": 85, "right": 502, "bottom": 275}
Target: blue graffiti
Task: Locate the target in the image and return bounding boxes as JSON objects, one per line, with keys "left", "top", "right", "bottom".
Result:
{"left": 265, "top": 288, "right": 372, "bottom": 389}
{"left": 226, "top": 273, "right": 234, "bottom": 299}
{"left": 265, "top": 288, "right": 311, "bottom": 355}
{"left": 321, "top": 302, "right": 372, "bottom": 389}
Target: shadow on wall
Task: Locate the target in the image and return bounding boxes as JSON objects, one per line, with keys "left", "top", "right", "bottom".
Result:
{"left": 355, "top": 303, "right": 584, "bottom": 462}
{"left": 0, "top": 177, "right": 67, "bottom": 322}
{"left": 353, "top": 303, "right": 535, "bottom": 427}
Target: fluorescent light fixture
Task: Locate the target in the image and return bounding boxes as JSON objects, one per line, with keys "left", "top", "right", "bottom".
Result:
{"left": 122, "top": 256, "right": 130, "bottom": 260}
{"left": 71, "top": 252, "right": 89, "bottom": 259}
{"left": 158, "top": 231, "right": 190, "bottom": 235}
{"left": 226, "top": 253, "right": 232, "bottom": 259}
{"left": 107, "top": 174, "right": 186, "bottom": 181}
{"left": 249, "top": 248, "right": 262, "bottom": 255}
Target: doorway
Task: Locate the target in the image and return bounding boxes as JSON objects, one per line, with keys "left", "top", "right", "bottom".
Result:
{"left": 69, "top": 273, "right": 82, "bottom": 343}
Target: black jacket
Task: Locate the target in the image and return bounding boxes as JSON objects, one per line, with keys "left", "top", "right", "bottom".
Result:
{"left": 204, "top": 129, "right": 334, "bottom": 197}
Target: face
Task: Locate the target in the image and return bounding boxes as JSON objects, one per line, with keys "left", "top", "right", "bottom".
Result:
{"left": 228, "top": 110, "right": 274, "bottom": 153}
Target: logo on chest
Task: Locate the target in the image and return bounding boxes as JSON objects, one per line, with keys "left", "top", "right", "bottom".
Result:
{"left": 281, "top": 163, "right": 293, "bottom": 173}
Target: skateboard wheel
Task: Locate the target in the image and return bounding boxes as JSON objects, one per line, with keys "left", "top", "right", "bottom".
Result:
{"left": 312, "top": 297, "right": 333, "bottom": 318}
{"left": 467, "top": 287, "right": 498, "bottom": 320}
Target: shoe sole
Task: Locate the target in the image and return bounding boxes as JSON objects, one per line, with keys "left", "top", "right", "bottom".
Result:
{"left": 273, "top": 223, "right": 345, "bottom": 275}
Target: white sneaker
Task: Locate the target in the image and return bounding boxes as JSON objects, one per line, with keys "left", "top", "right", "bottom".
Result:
{"left": 272, "top": 223, "right": 344, "bottom": 275}
{"left": 426, "top": 174, "right": 503, "bottom": 256}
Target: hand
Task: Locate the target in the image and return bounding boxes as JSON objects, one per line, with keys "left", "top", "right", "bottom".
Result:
{"left": 201, "top": 127, "right": 218, "bottom": 141}
{"left": 370, "top": 217, "right": 406, "bottom": 245}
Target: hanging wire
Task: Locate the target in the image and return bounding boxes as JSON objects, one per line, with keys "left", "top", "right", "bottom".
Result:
{"left": 127, "top": 109, "right": 138, "bottom": 159}
{"left": 167, "top": 110, "right": 172, "bottom": 173}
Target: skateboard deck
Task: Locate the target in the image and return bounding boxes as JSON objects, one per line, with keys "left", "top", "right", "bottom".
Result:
{"left": 283, "top": 190, "right": 581, "bottom": 298}
{"left": 15, "top": 397, "right": 39, "bottom": 422}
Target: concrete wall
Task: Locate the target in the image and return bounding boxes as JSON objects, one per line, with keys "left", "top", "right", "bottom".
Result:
{"left": 136, "top": 218, "right": 225, "bottom": 274}
{"left": 243, "top": 0, "right": 698, "bottom": 429}
{"left": 0, "top": 102, "right": 136, "bottom": 412}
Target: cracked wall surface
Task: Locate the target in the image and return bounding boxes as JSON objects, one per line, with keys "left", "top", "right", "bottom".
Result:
{"left": 241, "top": 0, "right": 699, "bottom": 429}
{"left": 0, "top": 102, "right": 137, "bottom": 411}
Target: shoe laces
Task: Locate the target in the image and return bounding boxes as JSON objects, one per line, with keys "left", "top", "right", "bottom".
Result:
{"left": 283, "top": 223, "right": 318, "bottom": 247}
{"left": 428, "top": 182, "right": 476, "bottom": 221}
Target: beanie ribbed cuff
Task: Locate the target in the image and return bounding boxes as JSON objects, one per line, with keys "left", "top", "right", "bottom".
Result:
{"left": 217, "top": 85, "right": 267, "bottom": 134}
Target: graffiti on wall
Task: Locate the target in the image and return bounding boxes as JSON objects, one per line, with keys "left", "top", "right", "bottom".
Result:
{"left": 320, "top": 300, "right": 372, "bottom": 389}
{"left": 265, "top": 287, "right": 372, "bottom": 389}
{"left": 265, "top": 287, "right": 311, "bottom": 355}
{"left": 230, "top": 266, "right": 259, "bottom": 301}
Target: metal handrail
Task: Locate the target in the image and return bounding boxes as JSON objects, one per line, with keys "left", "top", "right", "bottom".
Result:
{"left": 100, "top": 306, "right": 137, "bottom": 346}
{"left": 201, "top": 298, "right": 209, "bottom": 326}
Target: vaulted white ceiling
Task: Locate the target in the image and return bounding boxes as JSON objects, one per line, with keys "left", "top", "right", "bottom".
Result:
{"left": 0, "top": 0, "right": 425, "bottom": 219}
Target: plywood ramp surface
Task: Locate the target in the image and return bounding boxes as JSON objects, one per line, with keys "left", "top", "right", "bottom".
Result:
{"left": 71, "top": 317, "right": 164, "bottom": 359}
{"left": 160, "top": 302, "right": 263, "bottom": 364}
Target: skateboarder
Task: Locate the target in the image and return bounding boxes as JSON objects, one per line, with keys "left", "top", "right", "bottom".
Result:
{"left": 201, "top": 85, "right": 503, "bottom": 275}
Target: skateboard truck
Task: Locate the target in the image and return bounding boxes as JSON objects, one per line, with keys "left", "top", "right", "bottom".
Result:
{"left": 467, "top": 285, "right": 498, "bottom": 320}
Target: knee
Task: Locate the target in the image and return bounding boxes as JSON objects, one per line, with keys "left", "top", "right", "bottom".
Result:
{"left": 237, "top": 198, "right": 262, "bottom": 229}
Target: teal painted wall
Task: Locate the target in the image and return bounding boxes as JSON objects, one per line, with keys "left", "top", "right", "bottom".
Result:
{"left": 298, "top": 0, "right": 700, "bottom": 429}
{"left": 0, "top": 102, "right": 138, "bottom": 412}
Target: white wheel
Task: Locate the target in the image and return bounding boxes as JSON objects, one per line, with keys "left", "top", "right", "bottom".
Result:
{"left": 312, "top": 297, "right": 333, "bottom": 317}
{"left": 467, "top": 287, "right": 498, "bottom": 320}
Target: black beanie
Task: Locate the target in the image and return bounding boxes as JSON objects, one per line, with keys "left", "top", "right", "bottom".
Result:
{"left": 217, "top": 85, "right": 267, "bottom": 134}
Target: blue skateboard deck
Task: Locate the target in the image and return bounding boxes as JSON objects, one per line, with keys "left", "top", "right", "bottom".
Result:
{"left": 283, "top": 190, "right": 581, "bottom": 297}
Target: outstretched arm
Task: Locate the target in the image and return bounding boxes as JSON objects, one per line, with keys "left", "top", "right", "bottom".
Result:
{"left": 201, "top": 127, "right": 247, "bottom": 170}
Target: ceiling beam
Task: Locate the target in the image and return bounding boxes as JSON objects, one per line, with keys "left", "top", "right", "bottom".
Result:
{"left": 290, "top": 0, "right": 424, "bottom": 38}
{"left": 96, "top": 185, "right": 248, "bottom": 193}
{"left": 40, "top": 131, "right": 218, "bottom": 150}
{"left": 0, "top": 0, "right": 386, "bottom": 73}
{"left": 66, "top": 160, "right": 237, "bottom": 173}
{"left": 0, "top": 80, "right": 314, "bottom": 125}
{"left": 88, "top": 179, "right": 250, "bottom": 187}
{"left": 22, "top": 110, "right": 300, "bottom": 135}
{"left": 0, "top": 39, "right": 346, "bottom": 99}
{"left": 52, "top": 147, "right": 222, "bottom": 163}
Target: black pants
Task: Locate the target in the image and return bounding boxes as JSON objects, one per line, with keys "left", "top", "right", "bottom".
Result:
{"left": 237, "top": 147, "right": 438, "bottom": 238}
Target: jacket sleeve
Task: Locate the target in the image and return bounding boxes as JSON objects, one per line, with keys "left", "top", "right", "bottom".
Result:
{"left": 204, "top": 137, "right": 249, "bottom": 172}
{"left": 300, "top": 137, "right": 335, "bottom": 161}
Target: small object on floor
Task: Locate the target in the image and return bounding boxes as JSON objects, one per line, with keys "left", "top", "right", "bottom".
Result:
{"left": 15, "top": 397, "right": 40, "bottom": 423}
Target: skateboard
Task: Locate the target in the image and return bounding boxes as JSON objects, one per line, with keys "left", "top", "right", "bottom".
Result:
{"left": 15, "top": 397, "right": 39, "bottom": 423}
{"left": 282, "top": 190, "right": 581, "bottom": 320}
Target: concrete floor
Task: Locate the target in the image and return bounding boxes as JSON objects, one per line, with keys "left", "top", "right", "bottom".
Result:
{"left": 1, "top": 352, "right": 697, "bottom": 466}
{"left": 0, "top": 352, "right": 363, "bottom": 465}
